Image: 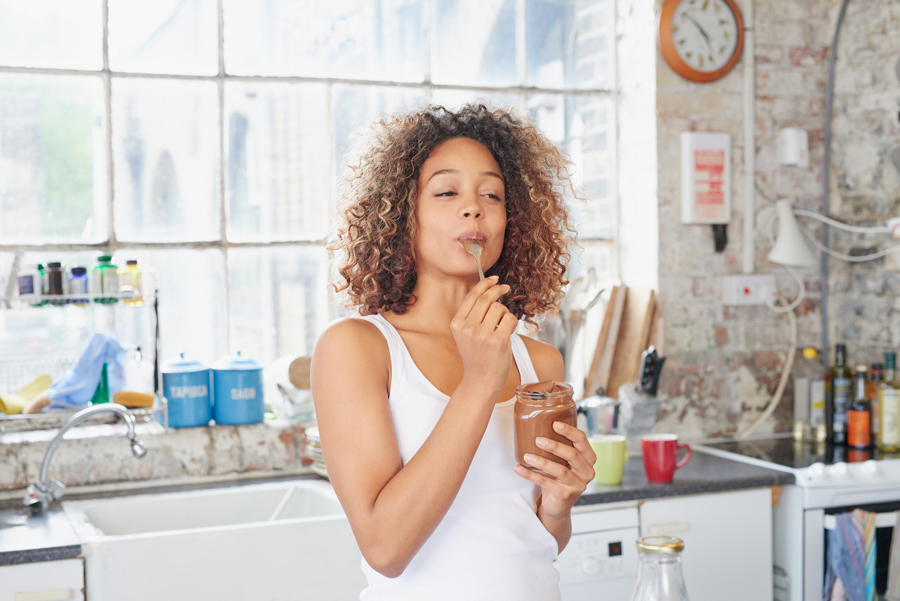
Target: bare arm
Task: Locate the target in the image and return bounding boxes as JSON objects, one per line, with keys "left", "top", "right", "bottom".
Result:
{"left": 311, "top": 277, "right": 516, "bottom": 578}
{"left": 518, "top": 337, "right": 596, "bottom": 553}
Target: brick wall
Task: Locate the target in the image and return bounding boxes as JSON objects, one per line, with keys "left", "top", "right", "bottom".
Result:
{"left": 652, "top": 0, "right": 842, "bottom": 439}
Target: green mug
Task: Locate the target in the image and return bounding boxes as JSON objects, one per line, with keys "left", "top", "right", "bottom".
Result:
{"left": 589, "top": 434, "right": 629, "bottom": 485}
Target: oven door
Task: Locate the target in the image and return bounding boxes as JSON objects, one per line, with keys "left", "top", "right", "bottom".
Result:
{"left": 804, "top": 501, "right": 900, "bottom": 601}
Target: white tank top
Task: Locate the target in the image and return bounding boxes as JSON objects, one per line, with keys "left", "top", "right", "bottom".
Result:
{"left": 356, "top": 314, "right": 561, "bottom": 601}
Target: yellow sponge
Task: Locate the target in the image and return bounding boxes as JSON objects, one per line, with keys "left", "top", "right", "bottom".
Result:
{"left": 17, "top": 374, "right": 52, "bottom": 402}
{"left": 113, "top": 391, "right": 156, "bottom": 408}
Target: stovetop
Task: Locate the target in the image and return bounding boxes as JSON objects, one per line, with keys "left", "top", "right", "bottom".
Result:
{"left": 699, "top": 436, "right": 900, "bottom": 470}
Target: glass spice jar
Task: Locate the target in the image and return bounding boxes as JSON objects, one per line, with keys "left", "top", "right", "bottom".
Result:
{"left": 514, "top": 381, "right": 576, "bottom": 472}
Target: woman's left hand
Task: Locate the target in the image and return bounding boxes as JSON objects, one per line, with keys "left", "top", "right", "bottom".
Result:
{"left": 514, "top": 421, "right": 596, "bottom": 519}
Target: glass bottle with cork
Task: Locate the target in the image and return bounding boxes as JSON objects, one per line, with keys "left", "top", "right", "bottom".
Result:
{"left": 847, "top": 366, "right": 872, "bottom": 450}
{"left": 879, "top": 352, "right": 900, "bottom": 452}
{"left": 828, "top": 343, "right": 852, "bottom": 445}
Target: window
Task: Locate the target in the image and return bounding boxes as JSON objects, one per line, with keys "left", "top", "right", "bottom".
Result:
{"left": 0, "top": 0, "right": 616, "bottom": 376}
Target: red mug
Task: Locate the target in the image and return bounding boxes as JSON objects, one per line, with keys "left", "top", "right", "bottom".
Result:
{"left": 641, "top": 434, "right": 691, "bottom": 483}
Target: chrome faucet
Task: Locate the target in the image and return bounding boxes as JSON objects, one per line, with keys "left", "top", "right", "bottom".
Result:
{"left": 24, "top": 403, "right": 148, "bottom": 512}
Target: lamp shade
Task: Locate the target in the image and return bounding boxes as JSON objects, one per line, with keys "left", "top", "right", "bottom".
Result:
{"left": 767, "top": 200, "right": 818, "bottom": 267}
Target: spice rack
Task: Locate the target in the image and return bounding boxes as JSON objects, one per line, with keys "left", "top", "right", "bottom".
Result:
{"left": 0, "top": 288, "right": 167, "bottom": 432}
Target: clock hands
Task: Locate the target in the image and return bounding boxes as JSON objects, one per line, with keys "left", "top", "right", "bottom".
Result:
{"left": 683, "top": 12, "right": 715, "bottom": 56}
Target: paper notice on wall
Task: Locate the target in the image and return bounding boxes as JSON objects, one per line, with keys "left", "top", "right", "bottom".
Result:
{"left": 680, "top": 131, "right": 731, "bottom": 224}
{"left": 694, "top": 149, "right": 726, "bottom": 221}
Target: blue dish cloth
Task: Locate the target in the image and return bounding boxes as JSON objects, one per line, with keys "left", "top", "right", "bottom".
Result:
{"left": 45, "top": 333, "right": 126, "bottom": 410}
{"left": 824, "top": 509, "right": 877, "bottom": 601}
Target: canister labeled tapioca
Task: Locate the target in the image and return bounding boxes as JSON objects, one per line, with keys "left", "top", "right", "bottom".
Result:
{"left": 514, "top": 381, "right": 577, "bottom": 472}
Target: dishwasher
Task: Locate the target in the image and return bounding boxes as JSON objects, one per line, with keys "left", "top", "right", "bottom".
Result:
{"left": 555, "top": 504, "right": 640, "bottom": 601}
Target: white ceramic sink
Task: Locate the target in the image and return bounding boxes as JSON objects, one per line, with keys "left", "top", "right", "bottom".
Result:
{"left": 62, "top": 479, "right": 366, "bottom": 601}
{"left": 64, "top": 479, "right": 344, "bottom": 536}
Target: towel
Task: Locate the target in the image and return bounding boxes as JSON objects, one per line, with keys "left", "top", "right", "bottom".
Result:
{"left": 825, "top": 509, "right": 877, "bottom": 601}
{"left": 886, "top": 513, "right": 900, "bottom": 601}
{"left": 44, "top": 333, "right": 125, "bottom": 410}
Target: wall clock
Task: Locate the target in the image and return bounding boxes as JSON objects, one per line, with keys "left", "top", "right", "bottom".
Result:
{"left": 658, "top": 0, "right": 744, "bottom": 83}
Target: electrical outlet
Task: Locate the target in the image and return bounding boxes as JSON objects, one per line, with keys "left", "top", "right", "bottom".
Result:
{"left": 721, "top": 274, "right": 778, "bottom": 306}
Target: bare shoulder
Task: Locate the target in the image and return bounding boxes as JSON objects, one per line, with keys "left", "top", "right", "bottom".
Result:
{"left": 520, "top": 334, "right": 564, "bottom": 382}
{"left": 311, "top": 316, "right": 390, "bottom": 394}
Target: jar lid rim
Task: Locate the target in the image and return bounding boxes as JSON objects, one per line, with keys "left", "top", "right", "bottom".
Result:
{"left": 636, "top": 536, "right": 684, "bottom": 554}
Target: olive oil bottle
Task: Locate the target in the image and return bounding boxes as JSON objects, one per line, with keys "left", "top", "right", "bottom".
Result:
{"left": 828, "top": 344, "right": 852, "bottom": 445}
{"left": 879, "top": 353, "right": 900, "bottom": 452}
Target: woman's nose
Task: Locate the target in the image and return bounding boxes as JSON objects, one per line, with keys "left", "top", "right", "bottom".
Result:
{"left": 459, "top": 194, "right": 483, "bottom": 219}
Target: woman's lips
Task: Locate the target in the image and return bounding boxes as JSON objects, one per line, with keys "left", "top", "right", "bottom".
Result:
{"left": 457, "top": 231, "right": 486, "bottom": 243}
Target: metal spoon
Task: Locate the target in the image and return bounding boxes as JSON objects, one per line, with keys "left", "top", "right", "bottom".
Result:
{"left": 462, "top": 240, "right": 485, "bottom": 280}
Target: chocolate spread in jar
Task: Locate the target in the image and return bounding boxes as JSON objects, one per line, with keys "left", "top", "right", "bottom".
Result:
{"left": 514, "top": 380, "right": 577, "bottom": 472}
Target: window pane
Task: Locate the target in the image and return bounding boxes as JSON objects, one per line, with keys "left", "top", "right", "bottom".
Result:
{"left": 526, "top": 0, "right": 614, "bottom": 89}
{"left": 228, "top": 246, "right": 330, "bottom": 366}
{"left": 108, "top": 0, "right": 219, "bottom": 76}
{"left": 225, "top": 82, "right": 329, "bottom": 242}
{"left": 431, "top": 0, "right": 518, "bottom": 87}
{"left": 529, "top": 93, "right": 612, "bottom": 238}
{"left": 430, "top": 89, "right": 520, "bottom": 113}
{"left": 112, "top": 78, "right": 220, "bottom": 242}
{"left": 132, "top": 248, "right": 227, "bottom": 365}
{"left": 224, "top": 0, "right": 424, "bottom": 81}
{"left": 0, "top": 0, "right": 102, "bottom": 70}
{"left": 0, "top": 74, "right": 107, "bottom": 244}
{"left": 333, "top": 84, "right": 427, "bottom": 177}
{"left": 568, "top": 239, "right": 614, "bottom": 283}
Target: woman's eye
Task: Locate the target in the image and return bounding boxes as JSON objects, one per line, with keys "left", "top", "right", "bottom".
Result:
{"left": 436, "top": 190, "right": 456, "bottom": 197}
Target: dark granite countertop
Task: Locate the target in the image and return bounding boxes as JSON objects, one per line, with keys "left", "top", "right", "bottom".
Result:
{"left": 576, "top": 450, "right": 795, "bottom": 506}
{"left": 0, "top": 507, "right": 81, "bottom": 565}
{"left": 0, "top": 453, "right": 794, "bottom": 566}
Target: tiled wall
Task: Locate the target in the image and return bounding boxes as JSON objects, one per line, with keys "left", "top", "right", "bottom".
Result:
{"left": 654, "top": 0, "right": 900, "bottom": 438}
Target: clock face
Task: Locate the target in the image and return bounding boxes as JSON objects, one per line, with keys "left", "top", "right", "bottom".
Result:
{"left": 670, "top": 0, "right": 740, "bottom": 73}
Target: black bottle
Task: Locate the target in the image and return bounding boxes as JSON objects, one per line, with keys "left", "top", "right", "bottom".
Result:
{"left": 828, "top": 344, "right": 851, "bottom": 445}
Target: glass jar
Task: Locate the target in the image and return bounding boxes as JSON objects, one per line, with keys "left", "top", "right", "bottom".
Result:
{"left": 68, "top": 267, "right": 89, "bottom": 305}
{"left": 629, "top": 536, "right": 691, "bottom": 601}
{"left": 92, "top": 255, "right": 119, "bottom": 304}
{"left": 514, "top": 381, "right": 576, "bottom": 472}
{"left": 118, "top": 259, "right": 144, "bottom": 306}
{"left": 46, "top": 262, "right": 66, "bottom": 305}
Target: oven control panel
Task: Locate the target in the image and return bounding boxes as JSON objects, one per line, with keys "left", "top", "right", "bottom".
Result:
{"left": 554, "top": 527, "right": 640, "bottom": 585}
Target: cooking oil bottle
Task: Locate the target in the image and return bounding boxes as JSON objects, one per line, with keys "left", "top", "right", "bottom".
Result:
{"left": 879, "top": 352, "right": 900, "bottom": 452}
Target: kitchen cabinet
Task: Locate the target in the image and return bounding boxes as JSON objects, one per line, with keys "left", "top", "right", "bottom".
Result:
{"left": 0, "top": 558, "right": 84, "bottom": 601}
{"left": 639, "top": 488, "right": 773, "bottom": 601}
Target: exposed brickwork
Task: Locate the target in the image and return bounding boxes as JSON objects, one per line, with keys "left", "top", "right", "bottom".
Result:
{"left": 653, "top": 0, "right": 837, "bottom": 438}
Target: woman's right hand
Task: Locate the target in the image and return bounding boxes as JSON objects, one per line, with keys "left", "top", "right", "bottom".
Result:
{"left": 450, "top": 276, "right": 518, "bottom": 390}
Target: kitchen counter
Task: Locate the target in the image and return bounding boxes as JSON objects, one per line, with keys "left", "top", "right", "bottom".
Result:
{"left": 0, "top": 507, "right": 81, "bottom": 565}
{"left": 577, "top": 449, "right": 794, "bottom": 505}
{"left": 0, "top": 453, "right": 794, "bottom": 566}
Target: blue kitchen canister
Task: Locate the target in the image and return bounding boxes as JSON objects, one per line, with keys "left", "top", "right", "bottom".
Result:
{"left": 161, "top": 353, "right": 212, "bottom": 428}
{"left": 212, "top": 351, "right": 264, "bottom": 425}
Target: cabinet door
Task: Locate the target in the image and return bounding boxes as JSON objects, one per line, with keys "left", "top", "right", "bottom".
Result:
{"left": 639, "top": 488, "right": 773, "bottom": 601}
{"left": 0, "top": 559, "right": 85, "bottom": 601}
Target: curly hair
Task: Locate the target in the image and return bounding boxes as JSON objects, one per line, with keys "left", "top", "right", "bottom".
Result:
{"left": 332, "top": 103, "right": 576, "bottom": 326}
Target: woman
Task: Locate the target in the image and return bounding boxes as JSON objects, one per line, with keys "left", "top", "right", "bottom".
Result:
{"left": 311, "top": 104, "right": 596, "bottom": 600}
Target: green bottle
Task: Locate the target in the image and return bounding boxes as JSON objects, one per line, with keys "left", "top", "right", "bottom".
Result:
{"left": 90, "top": 363, "right": 110, "bottom": 404}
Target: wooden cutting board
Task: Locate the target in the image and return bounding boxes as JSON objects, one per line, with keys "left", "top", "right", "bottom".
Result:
{"left": 606, "top": 288, "right": 656, "bottom": 399}
{"left": 584, "top": 285, "right": 626, "bottom": 397}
